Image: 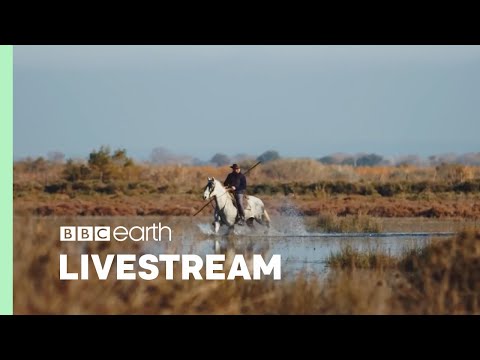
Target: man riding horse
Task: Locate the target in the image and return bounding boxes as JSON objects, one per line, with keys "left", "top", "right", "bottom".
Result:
{"left": 223, "top": 163, "right": 247, "bottom": 225}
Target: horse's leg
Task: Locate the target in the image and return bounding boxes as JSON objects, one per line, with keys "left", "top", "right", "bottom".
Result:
{"left": 246, "top": 218, "right": 255, "bottom": 229}
{"left": 214, "top": 239, "right": 221, "bottom": 253}
{"left": 227, "top": 225, "right": 235, "bottom": 236}
{"left": 212, "top": 208, "right": 222, "bottom": 234}
{"left": 211, "top": 220, "right": 220, "bottom": 233}
{"left": 262, "top": 210, "right": 271, "bottom": 228}
{"left": 261, "top": 209, "right": 271, "bottom": 234}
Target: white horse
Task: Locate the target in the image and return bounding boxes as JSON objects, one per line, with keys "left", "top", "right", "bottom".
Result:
{"left": 203, "top": 177, "right": 271, "bottom": 234}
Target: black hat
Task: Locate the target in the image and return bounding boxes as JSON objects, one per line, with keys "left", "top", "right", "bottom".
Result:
{"left": 230, "top": 164, "right": 240, "bottom": 169}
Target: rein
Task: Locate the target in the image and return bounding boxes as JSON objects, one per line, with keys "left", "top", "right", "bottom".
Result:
{"left": 208, "top": 182, "right": 232, "bottom": 212}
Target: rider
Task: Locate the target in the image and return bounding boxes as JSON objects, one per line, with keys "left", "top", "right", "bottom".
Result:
{"left": 224, "top": 163, "right": 247, "bottom": 225}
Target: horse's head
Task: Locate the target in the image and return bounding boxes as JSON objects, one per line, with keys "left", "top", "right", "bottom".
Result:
{"left": 203, "top": 177, "right": 217, "bottom": 200}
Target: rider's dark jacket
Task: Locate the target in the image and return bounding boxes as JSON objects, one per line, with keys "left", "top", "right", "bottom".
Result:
{"left": 224, "top": 172, "right": 247, "bottom": 193}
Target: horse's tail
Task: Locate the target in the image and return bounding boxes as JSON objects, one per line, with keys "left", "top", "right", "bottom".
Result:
{"left": 262, "top": 209, "right": 271, "bottom": 228}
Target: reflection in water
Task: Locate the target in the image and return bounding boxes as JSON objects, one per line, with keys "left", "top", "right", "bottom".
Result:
{"left": 110, "top": 215, "right": 455, "bottom": 278}
{"left": 211, "top": 237, "right": 272, "bottom": 276}
{"left": 29, "top": 216, "right": 458, "bottom": 279}
{"left": 209, "top": 234, "right": 436, "bottom": 277}
{"left": 143, "top": 229, "right": 447, "bottom": 278}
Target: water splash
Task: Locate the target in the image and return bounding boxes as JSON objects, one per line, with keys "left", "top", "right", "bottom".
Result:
{"left": 273, "top": 200, "right": 309, "bottom": 235}
{"left": 197, "top": 223, "right": 215, "bottom": 235}
{"left": 197, "top": 222, "right": 232, "bottom": 236}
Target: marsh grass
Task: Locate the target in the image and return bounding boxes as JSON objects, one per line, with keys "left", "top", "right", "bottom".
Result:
{"left": 14, "top": 216, "right": 480, "bottom": 314}
{"left": 396, "top": 229, "right": 480, "bottom": 313}
{"left": 326, "top": 245, "right": 397, "bottom": 270}
{"left": 13, "top": 159, "right": 480, "bottom": 218}
{"left": 316, "top": 213, "right": 383, "bottom": 233}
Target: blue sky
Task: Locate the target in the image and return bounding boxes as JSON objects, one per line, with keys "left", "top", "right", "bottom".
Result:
{"left": 13, "top": 45, "right": 480, "bottom": 161}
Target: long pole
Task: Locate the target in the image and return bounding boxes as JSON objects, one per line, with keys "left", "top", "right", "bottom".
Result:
{"left": 243, "top": 161, "right": 261, "bottom": 176}
{"left": 193, "top": 161, "right": 261, "bottom": 216}
{"left": 192, "top": 197, "right": 215, "bottom": 217}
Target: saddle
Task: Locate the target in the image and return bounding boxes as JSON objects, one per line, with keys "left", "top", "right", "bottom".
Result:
{"left": 228, "top": 193, "right": 251, "bottom": 211}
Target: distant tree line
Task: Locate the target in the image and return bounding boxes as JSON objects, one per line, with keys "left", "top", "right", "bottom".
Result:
{"left": 16, "top": 148, "right": 480, "bottom": 168}
{"left": 318, "top": 153, "right": 385, "bottom": 167}
{"left": 209, "top": 150, "right": 281, "bottom": 167}
{"left": 317, "top": 152, "right": 480, "bottom": 167}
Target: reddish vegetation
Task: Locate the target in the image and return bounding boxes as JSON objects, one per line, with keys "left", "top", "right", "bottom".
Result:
{"left": 291, "top": 195, "right": 480, "bottom": 218}
{"left": 13, "top": 159, "right": 480, "bottom": 219}
{"left": 14, "top": 193, "right": 480, "bottom": 218}
{"left": 16, "top": 196, "right": 201, "bottom": 217}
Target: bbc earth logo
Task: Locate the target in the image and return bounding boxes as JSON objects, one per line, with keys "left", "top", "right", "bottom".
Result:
{"left": 60, "top": 223, "right": 172, "bottom": 242}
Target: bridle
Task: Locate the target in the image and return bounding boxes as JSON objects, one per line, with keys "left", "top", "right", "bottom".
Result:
{"left": 205, "top": 179, "right": 216, "bottom": 198}
{"left": 205, "top": 179, "right": 230, "bottom": 206}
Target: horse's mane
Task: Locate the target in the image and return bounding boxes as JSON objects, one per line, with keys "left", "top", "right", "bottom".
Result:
{"left": 207, "top": 178, "right": 224, "bottom": 189}
{"left": 213, "top": 178, "right": 224, "bottom": 188}
{"left": 209, "top": 178, "right": 234, "bottom": 201}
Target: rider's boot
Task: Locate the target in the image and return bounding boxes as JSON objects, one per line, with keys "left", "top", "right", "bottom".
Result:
{"left": 237, "top": 215, "right": 246, "bottom": 226}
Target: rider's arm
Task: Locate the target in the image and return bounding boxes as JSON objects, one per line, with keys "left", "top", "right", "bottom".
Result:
{"left": 239, "top": 174, "right": 247, "bottom": 191}
{"left": 224, "top": 174, "right": 231, "bottom": 187}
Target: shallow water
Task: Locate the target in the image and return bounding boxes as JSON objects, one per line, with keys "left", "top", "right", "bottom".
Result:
{"left": 24, "top": 215, "right": 458, "bottom": 278}
{"left": 141, "top": 215, "right": 455, "bottom": 277}
{"left": 147, "top": 234, "right": 448, "bottom": 277}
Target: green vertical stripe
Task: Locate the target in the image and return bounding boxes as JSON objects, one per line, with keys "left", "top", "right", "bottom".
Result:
{"left": 0, "top": 45, "right": 13, "bottom": 315}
